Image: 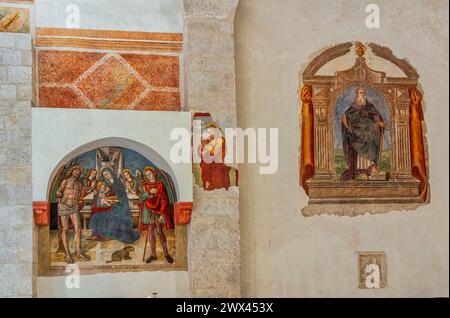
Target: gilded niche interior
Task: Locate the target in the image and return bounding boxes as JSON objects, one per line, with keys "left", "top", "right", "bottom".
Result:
{"left": 299, "top": 42, "right": 429, "bottom": 216}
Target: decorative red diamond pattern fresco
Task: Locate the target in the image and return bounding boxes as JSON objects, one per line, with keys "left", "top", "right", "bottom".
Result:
{"left": 38, "top": 50, "right": 181, "bottom": 111}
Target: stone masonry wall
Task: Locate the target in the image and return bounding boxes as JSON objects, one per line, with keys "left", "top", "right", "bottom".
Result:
{"left": 183, "top": 0, "right": 241, "bottom": 297}
{"left": 0, "top": 6, "right": 33, "bottom": 297}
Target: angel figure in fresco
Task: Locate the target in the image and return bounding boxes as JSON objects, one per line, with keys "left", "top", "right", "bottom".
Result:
{"left": 199, "top": 122, "right": 231, "bottom": 190}
{"left": 80, "top": 168, "right": 98, "bottom": 200}
{"left": 87, "top": 168, "right": 140, "bottom": 243}
{"left": 121, "top": 169, "right": 141, "bottom": 196}
{"left": 340, "top": 87, "right": 385, "bottom": 181}
{"left": 138, "top": 166, "right": 174, "bottom": 264}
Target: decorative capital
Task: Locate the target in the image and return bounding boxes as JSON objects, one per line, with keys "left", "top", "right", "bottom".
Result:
{"left": 174, "top": 202, "right": 193, "bottom": 225}
{"left": 300, "top": 84, "right": 312, "bottom": 103}
{"left": 408, "top": 87, "right": 422, "bottom": 105}
{"left": 33, "top": 201, "right": 50, "bottom": 226}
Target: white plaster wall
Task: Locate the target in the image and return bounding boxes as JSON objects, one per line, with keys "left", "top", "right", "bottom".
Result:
{"left": 235, "top": 0, "right": 449, "bottom": 297}
{"left": 35, "top": 0, "right": 183, "bottom": 33}
{"left": 32, "top": 108, "right": 193, "bottom": 202}
{"left": 38, "top": 271, "right": 188, "bottom": 297}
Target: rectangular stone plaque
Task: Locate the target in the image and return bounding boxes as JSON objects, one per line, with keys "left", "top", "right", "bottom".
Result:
{"left": 358, "top": 252, "right": 387, "bottom": 289}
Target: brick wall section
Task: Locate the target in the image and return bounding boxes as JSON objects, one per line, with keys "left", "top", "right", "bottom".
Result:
{"left": 0, "top": 30, "right": 33, "bottom": 297}
{"left": 183, "top": 0, "right": 241, "bottom": 297}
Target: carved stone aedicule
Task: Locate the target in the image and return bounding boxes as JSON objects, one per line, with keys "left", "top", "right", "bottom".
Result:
{"left": 299, "top": 42, "right": 429, "bottom": 215}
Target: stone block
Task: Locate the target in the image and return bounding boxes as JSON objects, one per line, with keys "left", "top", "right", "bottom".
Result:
{"left": 14, "top": 34, "right": 31, "bottom": 50}
{"left": 187, "top": 18, "right": 222, "bottom": 34}
{"left": 16, "top": 84, "right": 32, "bottom": 100}
{"left": 5, "top": 146, "right": 31, "bottom": 165}
{"left": 192, "top": 187, "right": 239, "bottom": 218}
{"left": 0, "top": 205, "right": 32, "bottom": 230}
{"left": 191, "top": 264, "right": 240, "bottom": 290}
{"left": 213, "top": 34, "right": 235, "bottom": 57}
{"left": 0, "top": 149, "right": 6, "bottom": 165}
{"left": 189, "top": 222, "right": 240, "bottom": 264}
{"left": 186, "top": 30, "right": 216, "bottom": 56}
{"left": 183, "top": 0, "right": 239, "bottom": 19}
{"left": 0, "top": 48, "right": 21, "bottom": 66}
{"left": 0, "top": 100, "right": 10, "bottom": 115}
{"left": 0, "top": 33, "right": 15, "bottom": 48}
{"left": 0, "top": 130, "right": 21, "bottom": 146}
{"left": 7, "top": 66, "right": 31, "bottom": 84}
{"left": 192, "top": 287, "right": 241, "bottom": 298}
{"left": 21, "top": 50, "right": 32, "bottom": 66}
{"left": 0, "top": 84, "right": 16, "bottom": 99}
{"left": 188, "top": 55, "right": 235, "bottom": 72}
{"left": 0, "top": 184, "right": 8, "bottom": 206}
{"left": 5, "top": 114, "right": 30, "bottom": 130}
{"left": 7, "top": 183, "right": 31, "bottom": 205}
{"left": 0, "top": 167, "right": 5, "bottom": 183}
{"left": 0, "top": 246, "right": 32, "bottom": 264}
{"left": 0, "top": 66, "right": 6, "bottom": 83}
{"left": 0, "top": 263, "right": 33, "bottom": 297}
{"left": 6, "top": 166, "right": 31, "bottom": 184}
{"left": 0, "top": 227, "right": 33, "bottom": 248}
{"left": 10, "top": 100, "right": 30, "bottom": 115}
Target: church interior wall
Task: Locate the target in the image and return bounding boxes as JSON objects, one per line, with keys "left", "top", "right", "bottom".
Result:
{"left": 235, "top": 0, "right": 448, "bottom": 297}
{"left": 0, "top": 0, "right": 448, "bottom": 298}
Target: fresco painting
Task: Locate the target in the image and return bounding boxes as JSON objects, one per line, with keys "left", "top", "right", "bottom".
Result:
{"left": 38, "top": 50, "right": 181, "bottom": 110}
{"left": 0, "top": 7, "right": 29, "bottom": 33}
{"left": 48, "top": 147, "right": 177, "bottom": 270}
{"left": 193, "top": 112, "right": 239, "bottom": 191}
{"left": 299, "top": 42, "right": 430, "bottom": 213}
{"left": 334, "top": 85, "right": 391, "bottom": 181}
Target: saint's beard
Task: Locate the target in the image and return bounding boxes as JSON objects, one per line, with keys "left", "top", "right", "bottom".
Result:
{"left": 356, "top": 96, "right": 367, "bottom": 106}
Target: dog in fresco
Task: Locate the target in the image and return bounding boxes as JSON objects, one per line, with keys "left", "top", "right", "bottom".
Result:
{"left": 106, "top": 246, "right": 135, "bottom": 264}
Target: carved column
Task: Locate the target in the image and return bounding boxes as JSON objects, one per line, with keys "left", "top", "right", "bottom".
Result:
{"left": 408, "top": 87, "right": 428, "bottom": 202}
{"left": 183, "top": 0, "right": 240, "bottom": 297}
{"left": 299, "top": 84, "right": 314, "bottom": 192}
{"left": 311, "top": 86, "right": 333, "bottom": 177}
{"left": 392, "top": 87, "right": 413, "bottom": 178}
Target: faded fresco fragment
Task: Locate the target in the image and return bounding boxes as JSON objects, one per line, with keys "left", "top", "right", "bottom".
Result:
{"left": 0, "top": 7, "right": 29, "bottom": 33}
{"left": 193, "top": 112, "right": 239, "bottom": 191}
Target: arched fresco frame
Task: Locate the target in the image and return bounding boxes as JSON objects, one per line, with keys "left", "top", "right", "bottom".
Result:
{"left": 299, "top": 42, "right": 429, "bottom": 215}
{"left": 35, "top": 138, "right": 190, "bottom": 275}
{"left": 45, "top": 137, "right": 179, "bottom": 202}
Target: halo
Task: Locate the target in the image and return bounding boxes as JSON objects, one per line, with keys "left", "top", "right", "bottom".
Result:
{"left": 143, "top": 166, "right": 157, "bottom": 176}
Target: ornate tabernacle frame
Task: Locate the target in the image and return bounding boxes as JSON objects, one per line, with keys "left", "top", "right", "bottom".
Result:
{"left": 299, "top": 42, "right": 429, "bottom": 213}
